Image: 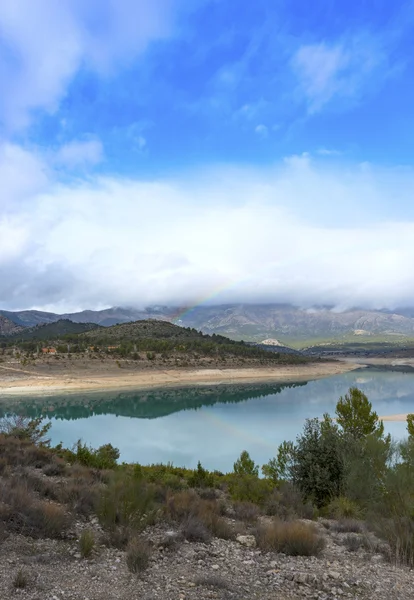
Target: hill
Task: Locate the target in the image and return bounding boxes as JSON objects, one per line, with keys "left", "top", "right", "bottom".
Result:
{"left": 0, "top": 315, "right": 25, "bottom": 336}
{"left": 9, "top": 319, "right": 101, "bottom": 341}
{"left": 4, "top": 303, "right": 414, "bottom": 346}
{"left": 79, "top": 319, "right": 308, "bottom": 363}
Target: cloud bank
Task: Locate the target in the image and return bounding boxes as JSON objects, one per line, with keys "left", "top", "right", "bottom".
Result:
{"left": 1, "top": 145, "right": 414, "bottom": 312}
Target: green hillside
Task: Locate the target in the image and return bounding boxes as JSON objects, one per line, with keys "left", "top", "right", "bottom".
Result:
{"left": 10, "top": 319, "right": 101, "bottom": 341}
{"left": 79, "top": 319, "right": 309, "bottom": 362}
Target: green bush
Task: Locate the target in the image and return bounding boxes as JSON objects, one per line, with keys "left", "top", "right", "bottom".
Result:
{"left": 227, "top": 474, "right": 272, "bottom": 505}
{"left": 70, "top": 441, "right": 120, "bottom": 469}
{"left": 97, "top": 472, "right": 156, "bottom": 531}
{"left": 188, "top": 461, "right": 215, "bottom": 488}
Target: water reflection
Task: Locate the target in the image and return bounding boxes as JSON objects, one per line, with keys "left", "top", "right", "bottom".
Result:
{"left": 1, "top": 369, "right": 413, "bottom": 472}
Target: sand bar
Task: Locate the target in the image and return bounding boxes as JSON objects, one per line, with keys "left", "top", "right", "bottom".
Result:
{"left": 0, "top": 361, "right": 360, "bottom": 398}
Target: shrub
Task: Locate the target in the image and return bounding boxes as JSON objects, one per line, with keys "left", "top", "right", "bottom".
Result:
{"left": 71, "top": 441, "right": 119, "bottom": 470}
{"left": 43, "top": 461, "right": 67, "bottom": 477}
{"left": 103, "top": 526, "right": 130, "bottom": 549}
{"left": 126, "top": 537, "right": 152, "bottom": 573}
{"left": 181, "top": 515, "right": 211, "bottom": 543}
{"left": 328, "top": 497, "right": 362, "bottom": 519}
{"left": 209, "top": 516, "right": 235, "bottom": 540}
{"left": 165, "top": 490, "right": 200, "bottom": 521}
{"left": 188, "top": 461, "right": 215, "bottom": 488}
{"left": 65, "top": 481, "right": 100, "bottom": 517}
{"left": 343, "top": 534, "right": 363, "bottom": 552}
{"left": 374, "top": 517, "right": 414, "bottom": 567}
{"left": 255, "top": 520, "right": 325, "bottom": 556}
{"left": 33, "top": 502, "right": 70, "bottom": 538}
{"left": 228, "top": 474, "right": 272, "bottom": 505}
{"left": 265, "top": 482, "right": 315, "bottom": 520}
{"left": 79, "top": 529, "right": 95, "bottom": 558}
{"left": 0, "top": 416, "right": 51, "bottom": 446}
{"left": 0, "top": 457, "right": 8, "bottom": 474}
{"left": 233, "top": 501, "right": 260, "bottom": 522}
{"left": 97, "top": 473, "right": 156, "bottom": 531}
{"left": 331, "top": 518, "right": 364, "bottom": 533}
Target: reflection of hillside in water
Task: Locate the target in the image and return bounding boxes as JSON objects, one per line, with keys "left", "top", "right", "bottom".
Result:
{"left": 0, "top": 382, "right": 307, "bottom": 421}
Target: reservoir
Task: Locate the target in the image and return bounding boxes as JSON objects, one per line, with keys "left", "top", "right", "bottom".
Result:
{"left": 1, "top": 369, "right": 412, "bottom": 472}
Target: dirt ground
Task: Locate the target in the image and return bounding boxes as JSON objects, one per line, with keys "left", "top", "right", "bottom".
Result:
{"left": 0, "top": 354, "right": 360, "bottom": 398}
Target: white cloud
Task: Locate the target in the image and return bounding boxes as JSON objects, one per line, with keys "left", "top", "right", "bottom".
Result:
{"left": 2, "top": 144, "right": 414, "bottom": 311}
{"left": 255, "top": 124, "right": 269, "bottom": 138}
{"left": 0, "top": 0, "right": 177, "bottom": 130}
{"left": 55, "top": 139, "right": 104, "bottom": 168}
{"left": 291, "top": 32, "right": 391, "bottom": 113}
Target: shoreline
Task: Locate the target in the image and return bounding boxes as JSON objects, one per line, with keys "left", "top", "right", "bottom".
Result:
{"left": 0, "top": 361, "right": 360, "bottom": 398}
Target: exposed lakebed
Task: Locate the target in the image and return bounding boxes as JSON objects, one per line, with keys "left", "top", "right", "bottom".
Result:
{"left": 1, "top": 369, "right": 413, "bottom": 472}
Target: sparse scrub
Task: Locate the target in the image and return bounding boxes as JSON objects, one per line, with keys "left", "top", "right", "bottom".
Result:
{"left": 255, "top": 520, "right": 325, "bottom": 556}
{"left": 126, "top": 537, "right": 152, "bottom": 573}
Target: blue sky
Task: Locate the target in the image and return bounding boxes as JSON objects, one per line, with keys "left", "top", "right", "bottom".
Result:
{"left": 1, "top": 0, "right": 414, "bottom": 311}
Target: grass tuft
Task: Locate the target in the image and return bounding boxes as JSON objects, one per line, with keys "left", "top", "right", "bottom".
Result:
{"left": 255, "top": 519, "right": 325, "bottom": 556}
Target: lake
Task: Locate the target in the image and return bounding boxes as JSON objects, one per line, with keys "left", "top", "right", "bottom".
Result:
{"left": 1, "top": 368, "right": 413, "bottom": 473}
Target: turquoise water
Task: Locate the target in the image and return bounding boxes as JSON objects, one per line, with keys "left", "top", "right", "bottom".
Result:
{"left": 1, "top": 369, "right": 413, "bottom": 472}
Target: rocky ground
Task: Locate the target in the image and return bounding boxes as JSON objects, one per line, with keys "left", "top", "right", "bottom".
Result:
{"left": 1, "top": 516, "right": 413, "bottom": 600}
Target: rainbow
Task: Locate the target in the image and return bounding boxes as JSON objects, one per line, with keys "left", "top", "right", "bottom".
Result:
{"left": 171, "top": 278, "right": 239, "bottom": 324}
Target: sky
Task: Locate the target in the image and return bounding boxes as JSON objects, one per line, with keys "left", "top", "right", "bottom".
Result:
{"left": 1, "top": 0, "right": 414, "bottom": 312}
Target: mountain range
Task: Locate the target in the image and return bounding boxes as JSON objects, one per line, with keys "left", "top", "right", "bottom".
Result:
{"left": 2, "top": 304, "right": 414, "bottom": 346}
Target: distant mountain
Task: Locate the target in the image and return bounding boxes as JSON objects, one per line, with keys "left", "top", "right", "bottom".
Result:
{"left": 0, "top": 309, "right": 61, "bottom": 328}
{"left": 0, "top": 315, "right": 25, "bottom": 336}
{"left": 0, "top": 307, "right": 166, "bottom": 328}
{"left": 3, "top": 303, "right": 414, "bottom": 345}
{"left": 10, "top": 319, "right": 101, "bottom": 341}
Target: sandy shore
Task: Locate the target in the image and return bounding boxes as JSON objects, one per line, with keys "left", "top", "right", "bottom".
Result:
{"left": 0, "top": 361, "right": 360, "bottom": 398}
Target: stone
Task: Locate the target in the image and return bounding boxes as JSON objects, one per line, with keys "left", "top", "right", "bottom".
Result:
{"left": 236, "top": 535, "right": 257, "bottom": 548}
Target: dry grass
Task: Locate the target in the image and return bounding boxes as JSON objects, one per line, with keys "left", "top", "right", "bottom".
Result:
{"left": 0, "top": 478, "right": 70, "bottom": 539}
{"left": 79, "top": 529, "right": 95, "bottom": 558}
{"left": 126, "top": 537, "right": 152, "bottom": 573}
{"left": 255, "top": 519, "right": 325, "bottom": 556}
{"left": 12, "top": 568, "right": 30, "bottom": 589}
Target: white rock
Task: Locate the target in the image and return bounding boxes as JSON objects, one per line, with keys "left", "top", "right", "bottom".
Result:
{"left": 236, "top": 535, "right": 257, "bottom": 548}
